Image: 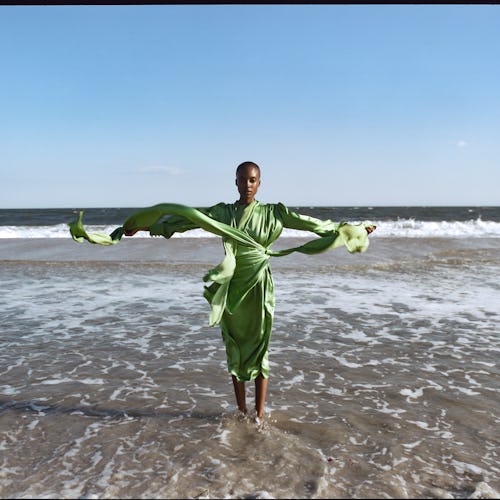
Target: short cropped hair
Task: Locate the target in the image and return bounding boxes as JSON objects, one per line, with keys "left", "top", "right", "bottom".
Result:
{"left": 236, "top": 161, "right": 261, "bottom": 175}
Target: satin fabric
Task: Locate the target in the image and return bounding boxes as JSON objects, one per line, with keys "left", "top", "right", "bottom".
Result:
{"left": 69, "top": 201, "right": 371, "bottom": 382}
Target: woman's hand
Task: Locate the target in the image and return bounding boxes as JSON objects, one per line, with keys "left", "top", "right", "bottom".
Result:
{"left": 124, "top": 227, "right": 148, "bottom": 236}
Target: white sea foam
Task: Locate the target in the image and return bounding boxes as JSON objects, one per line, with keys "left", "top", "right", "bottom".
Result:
{"left": 1, "top": 255, "right": 499, "bottom": 500}
{"left": 39, "top": 377, "right": 105, "bottom": 386}
{"left": 2, "top": 218, "right": 500, "bottom": 238}
{"left": 0, "top": 385, "right": 18, "bottom": 396}
{"left": 400, "top": 387, "right": 424, "bottom": 400}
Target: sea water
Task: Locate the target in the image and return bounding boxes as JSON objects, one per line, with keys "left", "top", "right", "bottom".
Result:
{"left": 0, "top": 207, "right": 499, "bottom": 499}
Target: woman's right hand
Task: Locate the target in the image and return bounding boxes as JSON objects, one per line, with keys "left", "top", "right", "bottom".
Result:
{"left": 124, "top": 227, "right": 148, "bottom": 236}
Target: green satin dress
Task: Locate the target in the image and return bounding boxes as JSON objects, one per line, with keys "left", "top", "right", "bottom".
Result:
{"left": 69, "top": 201, "right": 372, "bottom": 382}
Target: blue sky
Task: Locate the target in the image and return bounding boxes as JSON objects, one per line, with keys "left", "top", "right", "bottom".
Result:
{"left": 1, "top": 4, "right": 499, "bottom": 208}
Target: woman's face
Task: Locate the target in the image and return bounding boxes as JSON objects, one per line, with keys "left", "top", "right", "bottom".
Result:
{"left": 236, "top": 166, "right": 261, "bottom": 205}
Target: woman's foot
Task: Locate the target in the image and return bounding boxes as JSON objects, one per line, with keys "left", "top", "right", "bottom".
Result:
{"left": 236, "top": 408, "right": 248, "bottom": 421}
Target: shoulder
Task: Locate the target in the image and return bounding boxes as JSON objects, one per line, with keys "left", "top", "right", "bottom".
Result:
{"left": 204, "top": 202, "right": 232, "bottom": 221}
{"left": 255, "top": 202, "right": 290, "bottom": 222}
{"left": 272, "top": 202, "right": 289, "bottom": 216}
{"left": 254, "top": 201, "right": 287, "bottom": 210}
{"left": 207, "top": 201, "right": 230, "bottom": 211}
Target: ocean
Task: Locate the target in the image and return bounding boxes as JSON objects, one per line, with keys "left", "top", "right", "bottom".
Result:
{"left": 1, "top": 206, "right": 499, "bottom": 499}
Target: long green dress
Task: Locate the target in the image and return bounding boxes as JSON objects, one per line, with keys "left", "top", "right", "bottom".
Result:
{"left": 69, "top": 201, "right": 372, "bottom": 382}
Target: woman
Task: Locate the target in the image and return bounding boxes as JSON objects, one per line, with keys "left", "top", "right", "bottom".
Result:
{"left": 123, "top": 161, "right": 376, "bottom": 421}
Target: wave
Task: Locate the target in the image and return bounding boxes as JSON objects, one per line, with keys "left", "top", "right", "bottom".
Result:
{"left": 1, "top": 218, "right": 500, "bottom": 239}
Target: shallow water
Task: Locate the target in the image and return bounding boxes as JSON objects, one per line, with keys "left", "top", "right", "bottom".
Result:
{"left": 0, "top": 237, "right": 499, "bottom": 498}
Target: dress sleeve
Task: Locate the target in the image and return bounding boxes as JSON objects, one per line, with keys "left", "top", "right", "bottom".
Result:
{"left": 149, "top": 202, "right": 226, "bottom": 238}
{"left": 277, "top": 203, "right": 341, "bottom": 237}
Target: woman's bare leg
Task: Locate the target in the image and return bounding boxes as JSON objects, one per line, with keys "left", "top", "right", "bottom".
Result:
{"left": 232, "top": 375, "right": 247, "bottom": 414}
{"left": 254, "top": 374, "right": 268, "bottom": 419}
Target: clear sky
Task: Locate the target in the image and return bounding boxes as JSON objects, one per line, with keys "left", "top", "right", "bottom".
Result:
{"left": 1, "top": 4, "right": 499, "bottom": 208}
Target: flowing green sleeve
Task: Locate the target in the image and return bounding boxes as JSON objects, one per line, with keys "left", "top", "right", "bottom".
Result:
{"left": 69, "top": 203, "right": 257, "bottom": 247}
{"left": 272, "top": 203, "right": 372, "bottom": 255}
{"left": 277, "top": 203, "right": 341, "bottom": 236}
{"left": 149, "top": 215, "right": 198, "bottom": 238}
{"left": 149, "top": 204, "right": 227, "bottom": 238}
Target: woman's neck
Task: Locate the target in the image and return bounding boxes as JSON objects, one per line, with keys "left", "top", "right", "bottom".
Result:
{"left": 236, "top": 199, "right": 256, "bottom": 206}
